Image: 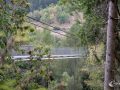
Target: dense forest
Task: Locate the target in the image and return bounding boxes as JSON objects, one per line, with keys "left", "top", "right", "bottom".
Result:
{"left": 0, "top": 0, "right": 120, "bottom": 90}
{"left": 28, "top": 0, "right": 58, "bottom": 11}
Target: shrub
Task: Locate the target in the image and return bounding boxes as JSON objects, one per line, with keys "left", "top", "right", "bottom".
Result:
{"left": 56, "top": 6, "right": 69, "bottom": 24}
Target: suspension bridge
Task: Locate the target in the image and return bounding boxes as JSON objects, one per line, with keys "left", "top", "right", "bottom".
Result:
{"left": 12, "top": 47, "right": 87, "bottom": 61}
{"left": 10, "top": 16, "right": 88, "bottom": 61}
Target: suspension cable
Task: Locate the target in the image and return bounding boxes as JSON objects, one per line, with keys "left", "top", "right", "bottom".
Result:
{"left": 26, "top": 20, "right": 72, "bottom": 38}
{"left": 26, "top": 16, "right": 80, "bottom": 40}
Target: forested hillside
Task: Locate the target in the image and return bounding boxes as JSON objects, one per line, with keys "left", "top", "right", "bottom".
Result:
{"left": 0, "top": 0, "right": 120, "bottom": 90}
{"left": 28, "top": 0, "right": 58, "bottom": 11}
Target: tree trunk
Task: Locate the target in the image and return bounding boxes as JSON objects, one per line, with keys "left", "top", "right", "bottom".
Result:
{"left": 104, "top": 0, "right": 118, "bottom": 90}
{"left": 0, "top": 37, "right": 14, "bottom": 65}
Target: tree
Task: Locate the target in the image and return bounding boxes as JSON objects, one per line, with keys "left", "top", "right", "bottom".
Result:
{"left": 59, "top": 0, "right": 119, "bottom": 90}
{"left": 0, "top": 0, "right": 28, "bottom": 65}
{"left": 104, "top": 0, "right": 118, "bottom": 90}
{"left": 65, "top": 21, "right": 82, "bottom": 47}
{"left": 28, "top": 0, "right": 58, "bottom": 11}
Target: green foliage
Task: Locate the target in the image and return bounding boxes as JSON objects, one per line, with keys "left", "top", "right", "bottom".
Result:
{"left": 56, "top": 6, "right": 70, "bottom": 24}
{"left": 0, "top": 59, "right": 50, "bottom": 90}
{"left": 29, "top": 28, "right": 54, "bottom": 46}
{"left": 16, "top": 61, "right": 33, "bottom": 69}
{"left": 65, "top": 21, "right": 87, "bottom": 47}
{"left": 27, "top": 82, "right": 44, "bottom": 90}
{"left": 59, "top": 0, "right": 104, "bottom": 15}
{"left": 28, "top": 0, "right": 58, "bottom": 11}
{"left": 0, "top": 69, "right": 4, "bottom": 81}
{"left": 82, "top": 43, "right": 104, "bottom": 90}
{"left": 0, "top": 1, "right": 106, "bottom": 90}
{"left": 61, "top": 72, "right": 72, "bottom": 86}
{"left": 60, "top": 0, "right": 105, "bottom": 45}
{"left": 68, "top": 15, "right": 103, "bottom": 46}
{"left": 83, "top": 15, "right": 103, "bottom": 44}
{"left": 0, "top": 0, "right": 29, "bottom": 59}
{"left": 0, "top": 79, "right": 16, "bottom": 90}
{"left": 47, "top": 58, "right": 90, "bottom": 90}
{"left": 40, "top": 9, "right": 53, "bottom": 24}
{"left": 28, "top": 4, "right": 70, "bottom": 24}
{"left": 41, "top": 30, "right": 54, "bottom": 45}
{"left": 59, "top": 1, "right": 105, "bottom": 90}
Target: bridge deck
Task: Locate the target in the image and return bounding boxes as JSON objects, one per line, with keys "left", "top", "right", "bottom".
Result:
{"left": 12, "top": 54, "right": 86, "bottom": 61}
